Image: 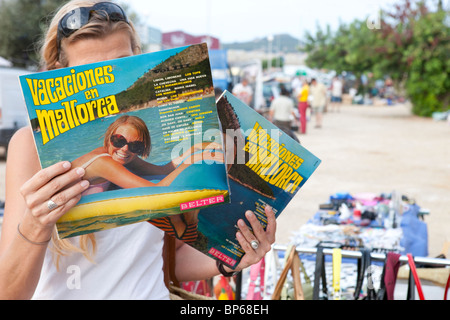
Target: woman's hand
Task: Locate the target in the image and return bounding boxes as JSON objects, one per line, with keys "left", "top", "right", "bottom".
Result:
{"left": 233, "top": 205, "right": 276, "bottom": 271}
{"left": 173, "top": 205, "right": 276, "bottom": 282}
{"left": 19, "top": 161, "right": 90, "bottom": 240}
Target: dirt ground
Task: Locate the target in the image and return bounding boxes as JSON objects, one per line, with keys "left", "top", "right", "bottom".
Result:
{"left": 1, "top": 102, "right": 449, "bottom": 258}
{"left": 276, "top": 102, "right": 450, "bottom": 258}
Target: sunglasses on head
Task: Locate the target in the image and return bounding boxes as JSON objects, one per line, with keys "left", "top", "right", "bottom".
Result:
{"left": 110, "top": 134, "right": 145, "bottom": 155}
{"left": 57, "top": 2, "right": 129, "bottom": 49}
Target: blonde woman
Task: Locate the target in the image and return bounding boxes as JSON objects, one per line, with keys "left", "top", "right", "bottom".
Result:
{"left": 71, "top": 114, "right": 219, "bottom": 193}
{"left": 0, "top": 1, "right": 276, "bottom": 299}
{"left": 72, "top": 113, "right": 213, "bottom": 242}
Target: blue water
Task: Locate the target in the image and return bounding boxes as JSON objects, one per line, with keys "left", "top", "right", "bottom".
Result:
{"left": 34, "top": 96, "right": 221, "bottom": 167}
{"left": 33, "top": 95, "right": 230, "bottom": 238}
{"left": 197, "top": 177, "right": 294, "bottom": 267}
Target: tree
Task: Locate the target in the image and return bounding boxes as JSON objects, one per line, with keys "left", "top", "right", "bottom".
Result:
{"left": 0, "top": 0, "right": 67, "bottom": 68}
{"left": 0, "top": 1, "right": 141, "bottom": 68}
{"left": 302, "top": 0, "right": 449, "bottom": 116}
{"left": 304, "top": 19, "right": 381, "bottom": 94}
{"left": 262, "top": 57, "right": 284, "bottom": 70}
{"left": 303, "top": 24, "right": 342, "bottom": 73}
{"left": 381, "top": 2, "right": 449, "bottom": 115}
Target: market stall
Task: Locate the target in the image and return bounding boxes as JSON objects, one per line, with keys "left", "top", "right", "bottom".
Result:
{"left": 177, "top": 191, "right": 450, "bottom": 300}
{"left": 239, "top": 191, "right": 450, "bottom": 300}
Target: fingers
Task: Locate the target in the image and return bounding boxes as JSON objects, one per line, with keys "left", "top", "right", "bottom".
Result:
{"left": 234, "top": 206, "right": 277, "bottom": 271}
{"left": 20, "top": 161, "right": 90, "bottom": 225}
{"left": 20, "top": 161, "right": 72, "bottom": 194}
{"left": 45, "top": 178, "right": 90, "bottom": 222}
{"left": 237, "top": 214, "right": 262, "bottom": 253}
{"left": 264, "top": 205, "right": 277, "bottom": 244}
{"left": 39, "top": 167, "right": 87, "bottom": 203}
{"left": 236, "top": 206, "right": 276, "bottom": 255}
{"left": 23, "top": 167, "right": 86, "bottom": 213}
{"left": 45, "top": 191, "right": 83, "bottom": 223}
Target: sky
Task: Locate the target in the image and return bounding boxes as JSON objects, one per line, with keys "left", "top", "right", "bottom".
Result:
{"left": 126, "top": 0, "right": 397, "bottom": 43}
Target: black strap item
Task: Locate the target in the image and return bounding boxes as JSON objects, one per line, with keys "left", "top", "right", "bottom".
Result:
{"left": 162, "top": 233, "right": 179, "bottom": 289}
{"left": 354, "top": 248, "right": 378, "bottom": 300}
{"left": 354, "top": 248, "right": 367, "bottom": 299}
{"left": 376, "top": 260, "right": 388, "bottom": 300}
{"left": 313, "top": 246, "right": 328, "bottom": 300}
{"left": 407, "top": 267, "right": 415, "bottom": 300}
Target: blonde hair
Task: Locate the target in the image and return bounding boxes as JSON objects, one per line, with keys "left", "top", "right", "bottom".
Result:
{"left": 40, "top": 0, "right": 141, "bottom": 70}
{"left": 104, "top": 115, "right": 152, "bottom": 159}
{"left": 40, "top": 0, "right": 142, "bottom": 267}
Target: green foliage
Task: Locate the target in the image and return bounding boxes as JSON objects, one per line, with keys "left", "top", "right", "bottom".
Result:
{"left": 0, "top": 0, "right": 140, "bottom": 68}
{"left": 116, "top": 58, "right": 214, "bottom": 111}
{"left": 303, "top": 0, "right": 449, "bottom": 117}
{"left": 403, "top": 9, "right": 450, "bottom": 116}
{"left": 0, "top": 0, "right": 66, "bottom": 67}
{"left": 262, "top": 57, "right": 284, "bottom": 70}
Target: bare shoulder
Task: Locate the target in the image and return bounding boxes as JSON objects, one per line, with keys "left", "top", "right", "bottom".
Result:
{"left": 6, "top": 126, "right": 41, "bottom": 183}
{"left": 9, "top": 126, "right": 34, "bottom": 145}
{"left": 7, "top": 127, "right": 39, "bottom": 168}
{"left": 71, "top": 147, "right": 106, "bottom": 168}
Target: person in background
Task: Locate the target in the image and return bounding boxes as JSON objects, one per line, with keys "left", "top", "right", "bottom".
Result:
{"left": 0, "top": 0, "right": 276, "bottom": 300}
{"left": 297, "top": 79, "right": 309, "bottom": 134}
{"left": 268, "top": 85, "right": 298, "bottom": 141}
{"left": 291, "top": 73, "right": 302, "bottom": 103}
{"left": 309, "top": 78, "right": 327, "bottom": 129}
{"left": 330, "top": 76, "right": 343, "bottom": 112}
{"left": 214, "top": 87, "right": 223, "bottom": 100}
{"left": 232, "top": 77, "right": 253, "bottom": 107}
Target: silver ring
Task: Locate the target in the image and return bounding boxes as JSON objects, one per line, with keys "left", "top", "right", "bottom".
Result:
{"left": 250, "top": 240, "right": 259, "bottom": 250}
{"left": 47, "top": 199, "right": 59, "bottom": 210}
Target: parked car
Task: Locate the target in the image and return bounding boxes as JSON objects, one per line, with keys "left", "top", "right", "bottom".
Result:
{"left": 262, "top": 80, "right": 293, "bottom": 108}
{"left": 0, "top": 67, "right": 33, "bottom": 155}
